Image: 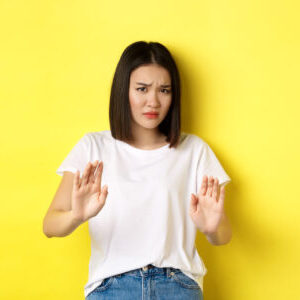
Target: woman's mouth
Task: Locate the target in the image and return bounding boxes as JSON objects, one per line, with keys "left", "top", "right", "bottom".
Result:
{"left": 143, "top": 113, "right": 159, "bottom": 119}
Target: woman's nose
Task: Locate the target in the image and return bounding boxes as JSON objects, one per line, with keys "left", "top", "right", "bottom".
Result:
{"left": 147, "top": 91, "right": 160, "bottom": 105}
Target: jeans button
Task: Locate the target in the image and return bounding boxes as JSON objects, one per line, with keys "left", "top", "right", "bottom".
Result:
{"left": 142, "top": 266, "right": 148, "bottom": 271}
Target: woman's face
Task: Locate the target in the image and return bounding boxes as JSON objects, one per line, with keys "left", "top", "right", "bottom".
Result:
{"left": 128, "top": 63, "right": 172, "bottom": 132}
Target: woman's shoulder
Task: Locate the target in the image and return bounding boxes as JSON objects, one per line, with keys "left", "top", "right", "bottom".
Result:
{"left": 181, "top": 131, "right": 207, "bottom": 148}
{"left": 86, "top": 130, "right": 110, "bottom": 139}
{"left": 85, "top": 130, "right": 115, "bottom": 148}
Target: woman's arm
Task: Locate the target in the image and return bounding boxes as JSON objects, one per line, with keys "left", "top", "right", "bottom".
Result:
{"left": 43, "top": 209, "right": 83, "bottom": 238}
{"left": 43, "top": 172, "right": 83, "bottom": 238}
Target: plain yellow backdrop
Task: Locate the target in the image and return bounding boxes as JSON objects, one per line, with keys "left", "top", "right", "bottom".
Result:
{"left": 1, "top": 0, "right": 299, "bottom": 299}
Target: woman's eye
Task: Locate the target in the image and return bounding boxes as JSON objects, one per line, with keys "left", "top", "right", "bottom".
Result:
{"left": 136, "top": 87, "right": 170, "bottom": 93}
{"left": 137, "top": 87, "right": 146, "bottom": 92}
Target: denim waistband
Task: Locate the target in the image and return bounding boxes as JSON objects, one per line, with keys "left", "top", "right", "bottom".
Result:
{"left": 115, "top": 264, "right": 182, "bottom": 278}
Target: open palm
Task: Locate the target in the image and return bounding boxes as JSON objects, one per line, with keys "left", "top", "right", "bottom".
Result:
{"left": 189, "top": 175, "right": 225, "bottom": 235}
{"left": 71, "top": 160, "right": 108, "bottom": 223}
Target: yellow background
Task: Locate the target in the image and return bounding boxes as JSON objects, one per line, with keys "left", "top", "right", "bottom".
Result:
{"left": 1, "top": 0, "right": 299, "bottom": 299}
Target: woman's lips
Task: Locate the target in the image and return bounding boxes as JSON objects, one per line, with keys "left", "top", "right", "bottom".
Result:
{"left": 144, "top": 113, "right": 159, "bottom": 119}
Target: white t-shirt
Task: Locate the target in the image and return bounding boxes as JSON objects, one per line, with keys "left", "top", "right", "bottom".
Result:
{"left": 56, "top": 130, "right": 231, "bottom": 298}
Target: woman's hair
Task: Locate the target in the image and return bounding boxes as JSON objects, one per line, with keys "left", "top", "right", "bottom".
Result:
{"left": 109, "top": 40, "right": 181, "bottom": 148}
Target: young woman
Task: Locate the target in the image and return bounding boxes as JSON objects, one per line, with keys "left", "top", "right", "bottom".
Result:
{"left": 43, "top": 41, "right": 232, "bottom": 300}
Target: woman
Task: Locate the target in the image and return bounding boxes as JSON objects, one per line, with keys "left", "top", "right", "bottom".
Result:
{"left": 43, "top": 41, "right": 232, "bottom": 300}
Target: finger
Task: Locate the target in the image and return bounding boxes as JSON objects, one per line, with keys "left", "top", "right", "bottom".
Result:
{"left": 217, "top": 184, "right": 221, "bottom": 201}
{"left": 200, "top": 175, "right": 208, "bottom": 196}
{"left": 189, "top": 193, "right": 198, "bottom": 215}
{"left": 212, "top": 177, "right": 218, "bottom": 200}
{"left": 74, "top": 170, "right": 81, "bottom": 189}
{"left": 82, "top": 162, "right": 92, "bottom": 185}
{"left": 95, "top": 161, "right": 103, "bottom": 188}
{"left": 207, "top": 176, "right": 214, "bottom": 197}
{"left": 89, "top": 160, "right": 99, "bottom": 183}
{"left": 218, "top": 185, "right": 225, "bottom": 210}
{"left": 98, "top": 184, "right": 109, "bottom": 206}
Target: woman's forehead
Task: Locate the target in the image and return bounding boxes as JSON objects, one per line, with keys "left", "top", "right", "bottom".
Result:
{"left": 130, "top": 64, "right": 171, "bottom": 83}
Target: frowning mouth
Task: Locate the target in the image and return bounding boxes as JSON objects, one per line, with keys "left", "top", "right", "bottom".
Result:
{"left": 143, "top": 111, "right": 159, "bottom": 115}
{"left": 143, "top": 113, "right": 159, "bottom": 118}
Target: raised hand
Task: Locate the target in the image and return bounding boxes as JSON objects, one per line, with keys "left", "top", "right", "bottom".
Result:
{"left": 71, "top": 160, "right": 108, "bottom": 223}
{"left": 189, "top": 175, "right": 226, "bottom": 235}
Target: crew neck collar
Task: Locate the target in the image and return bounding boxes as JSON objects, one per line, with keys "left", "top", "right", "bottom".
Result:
{"left": 107, "top": 130, "right": 187, "bottom": 155}
{"left": 115, "top": 137, "right": 171, "bottom": 155}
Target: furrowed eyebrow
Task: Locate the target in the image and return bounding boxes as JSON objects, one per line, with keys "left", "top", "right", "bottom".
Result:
{"left": 135, "top": 82, "right": 171, "bottom": 88}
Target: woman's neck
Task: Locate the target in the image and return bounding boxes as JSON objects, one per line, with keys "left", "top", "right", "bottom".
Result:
{"left": 125, "top": 127, "right": 168, "bottom": 150}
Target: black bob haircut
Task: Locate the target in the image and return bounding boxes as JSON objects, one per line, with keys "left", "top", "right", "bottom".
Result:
{"left": 109, "top": 41, "right": 181, "bottom": 149}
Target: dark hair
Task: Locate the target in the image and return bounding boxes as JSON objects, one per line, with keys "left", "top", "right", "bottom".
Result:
{"left": 109, "top": 41, "right": 181, "bottom": 148}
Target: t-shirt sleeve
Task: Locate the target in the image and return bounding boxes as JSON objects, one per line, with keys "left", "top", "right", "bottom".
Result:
{"left": 196, "top": 142, "right": 231, "bottom": 194}
{"left": 56, "top": 133, "right": 90, "bottom": 177}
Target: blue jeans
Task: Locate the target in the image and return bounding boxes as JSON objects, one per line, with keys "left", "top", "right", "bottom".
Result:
{"left": 86, "top": 264, "right": 203, "bottom": 300}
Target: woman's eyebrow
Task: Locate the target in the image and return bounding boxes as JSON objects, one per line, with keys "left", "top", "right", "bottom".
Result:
{"left": 135, "top": 82, "right": 171, "bottom": 88}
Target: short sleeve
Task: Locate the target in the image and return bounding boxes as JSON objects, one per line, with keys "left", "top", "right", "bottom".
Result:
{"left": 196, "top": 142, "right": 231, "bottom": 194}
{"left": 56, "top": 133, "right": 90, "bottom": 177}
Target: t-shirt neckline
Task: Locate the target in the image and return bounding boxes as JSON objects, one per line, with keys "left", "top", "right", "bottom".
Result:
{"left": 115, "top": 137, "right": 171, "bottom": 155}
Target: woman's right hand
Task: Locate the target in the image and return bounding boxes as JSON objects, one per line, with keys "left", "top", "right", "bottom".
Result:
{"left": 71, "top": 160, "right": 108, "bottom": 223}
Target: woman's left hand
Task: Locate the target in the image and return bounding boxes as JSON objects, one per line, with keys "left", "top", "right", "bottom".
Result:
{"left": 189, "top": 175, "right": 226, "bottom": 235}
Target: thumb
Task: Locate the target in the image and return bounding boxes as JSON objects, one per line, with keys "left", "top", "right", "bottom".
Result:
{"left": 189, "top": 193, "right": 198, "bottom": 214}
{"left": 98, "top": 185, "right": 109, "bottom": 204}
